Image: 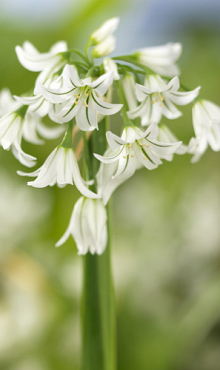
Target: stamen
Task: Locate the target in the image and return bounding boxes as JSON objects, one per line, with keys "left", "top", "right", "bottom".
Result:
{"left": 85, "top": 93, "right": 89, "bottom": 97}
{"left": 128, "top": 144, "right": 132, "bottom": 148}
{"left": 75, "top": 101, "right": 79, "bottom": 105}
{"left": 152, "top": 93, "right": 156, "bottom": 97}
{"left": 74, "top": 93, "right": 78, "bottom": 97}
{"left": 77, "top": 95, "right": 80, "bottom": 99}
{"left": 160, "top": 95, "right": 164, "bottom": 101}
{"left": 123, "top": 155, "right": 127, "bottom": 159}
{"left": 130, "top": 154, "right": 134, "bottom": 158}
{"left": 160, "top": 103, "right": 163, "bottom": 107}
{"left": 152, "top": 101, "right": 155, "bottom": 105}
{"left": 143, "top": 156, "right": 147, "bottom": 160}
{"left": 142, "top": 143, "right": 146, "bottom": 146}
{"left": 146, "top": 144, "right": 150, "bottom": 148}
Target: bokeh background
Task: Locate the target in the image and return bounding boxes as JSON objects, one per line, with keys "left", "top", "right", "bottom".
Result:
{"left": 0, "top": 0, "right": 220, "bottom": 369}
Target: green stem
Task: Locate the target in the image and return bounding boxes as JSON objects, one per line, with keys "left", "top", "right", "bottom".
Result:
{"left": 81, "top": 119, "right": 116, "bottom": 370}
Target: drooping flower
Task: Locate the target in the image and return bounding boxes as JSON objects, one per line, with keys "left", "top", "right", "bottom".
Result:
{"left": 188, "top": 100, "right": 220, "bottom": 162}
{"left": 128, "top": 75, "right": 200, "bottom": 126}
{"left": 157, "top": 124, "right": 188, "bottom": 161}
{"left": 36, "top": 65, "right": 122, "bottom": 130}
{"left": 56, "top": 197, "right": 107, "bottom": 255}
{"left": 121, "top": 73, "right": 137, "bottom": 110}
{"left": 0, "top": 111, "right": 37, "bottom": 167}
{"left": 94, "top": 124, "right": 182, "bottom": 180}
{"left": 131, "top": 43, "right": 182, "bottom": 77}
{"left": 96, "top": 148, "right": 133, "bottom": 205}
{"left": 103, "top": 58, "right": 120, "bottom": 80}
{"left": 15, "top": 41, "right": 68, "bottom": 80}
{"left": 89, "top": 17, "right": 120, "bottom": 46}
{"left": 18, "top": 145, "right": 99, "bottom": 198}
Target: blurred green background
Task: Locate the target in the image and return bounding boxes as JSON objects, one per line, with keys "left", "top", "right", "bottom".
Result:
{"left": 0, "top": 0, "right": 220, "bottom": 369}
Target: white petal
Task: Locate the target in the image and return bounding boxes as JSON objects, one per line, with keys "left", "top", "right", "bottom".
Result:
{"left": 86, "top": 71, "right": 113, "bottom": 96}
{"left": 103, "top": 58, "right": 120, "bottom": 80}
{"left": 122, "top": 74, "right": 137, "bottom": 110}
{"left": 169, "top": 86, "right": 200, "bottom": 106}
{"left": 92, "top": 92, "right": 123, "bottom": 116}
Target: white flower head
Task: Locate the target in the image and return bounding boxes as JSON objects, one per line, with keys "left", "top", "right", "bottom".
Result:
{"left": 157, "top": 124, "right": 188, "bottom": 161}
{"left": 14, "top": 73, "right": 63, "bottom": 118}
{"left": 36, "top": 65, "right": 122, "bottom": 130}
{"left": 103, "top": 58, "right": 120, "bottom": 80}
{"left": 189, "top": 100, "right": 220, "bottom": 162}
{"left": 0, "top": 88, "right": 20, "bottom": 116}
{"left": 56, "top": 197, "right": 107, "bottom": 255}
{"left": 96, "top": 148, "right": 132, "bottom": 205}
{"left": 122, "top": 73, "right": 137, "bottom": 111}
{"left": 89, "top": 17, "right": 120, "bottom": 46}
{"left": 132, "top": 43, "right": 182, "bottom": 77}
{"left": 18, "top": 145, "right": 100, "bottom": 198}
{"left": 128, "top": 75, "right": 200, "bottom": 126}
{"left": 0, "top": 111, "right": 37, "bottom": 167}
{"left": 15, "top": 41, "right": 68, "bottom": 82}
{"left": 95, "top": 123, "right": 182, "bottom": 181}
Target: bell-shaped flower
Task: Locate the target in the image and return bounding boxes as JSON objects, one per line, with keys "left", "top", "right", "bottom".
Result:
{"left": 157, "top": 124, "right": 188, "bottom": 161}
{"left": 0, "top": 88, "right": 20, "bottom": 116}
{"left": 103, "top": 58, "right": 120, "bottom": 80}
{"left": 128, "top": 75, "right": 200, "bottom": 126}
{"left": 15, "top": 41, "right": 68, "bottom": 78}
{"left": 89, "top": 17, "right": 120, "bottom": 46}
{"left": 96, "top": 148, "right": 133, "bottom": 205}
{"left": 56, "top": 197, "right": 107, "bottom": 255}
{"left": 189, "top": 100, "right": 220, "bottom": 162}
{"left": 0, "top": 112, "right": 36, "bottom": 167}
{"left": 18, "top": 145, "right": 99, "bottom": 198}
{"left": 36, "top": 65, "right": 122, "bottom": 130}
{"left": 131, "top": 43, "right": 182, "bottom": 77}
{"left": 94, "top": 123, "right": 182, "bottom": 180}
{"left": 122, "top": 73, "right": 137, "bottom": 111}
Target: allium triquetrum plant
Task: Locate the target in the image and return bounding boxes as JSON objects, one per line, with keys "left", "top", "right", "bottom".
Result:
{"left": 1, "top": 17, "right": 220, "bottom": 370}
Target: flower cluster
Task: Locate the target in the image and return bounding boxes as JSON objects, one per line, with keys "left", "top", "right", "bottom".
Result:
{"left": 1, "top": 18, "right": 219, "bottom": 255}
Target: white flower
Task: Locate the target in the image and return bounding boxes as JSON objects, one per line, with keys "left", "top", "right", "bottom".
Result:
{"left": 0, "top": 88, "right": 20, "bottom": 116}
{"left": 122, "top": 73, "right": 137, "bottom": 110}
{"left": 103, "top": 58, "right": 120, "bottom": 80}
{"left": 157, "top": 124, "right": 188, "bottom": 161}
{"left": 92, "top": 36, "right": 116, "bottom": 58}
{"left": 15, "top": 41, "right": 68, "bottom": 78}
{"left": 89, "top": 17, "right": 120, "bottom": 45}
{"left": 128, "top": 75, "right": 200, "bottom": 126}
{"left": 0, "top": 112, "right": 37, "bottom": 167}
{"left": 18, "top": 145, "right": 99, "bottom": 198}
{"left": 132, "top": 43, "right": 182, "bottom": 77}
{"left": 189, "top": 100, "right": 220, "bottom": 162}
{"left": 56, "top": 197, "right": 107, "bottom": 255}
{"left": 94, "top": 124, "right": 182, "bottom": 179}
{"left": 36, "top": 65, "right": 122, "bottom": 130}
{"left": 96, "top": 148, "right": 132, "bottom": 205}
{"left": 14, "top": 74, "right": 59, "bottom": 117}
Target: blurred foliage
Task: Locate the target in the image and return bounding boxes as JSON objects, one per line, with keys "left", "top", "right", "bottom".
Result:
{"left": 0, "top": 1, "right": 220, "bottom": 370}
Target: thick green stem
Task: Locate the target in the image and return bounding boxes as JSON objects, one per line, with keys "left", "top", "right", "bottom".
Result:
{"left": 81, "top": 118, "right": 116, "bottom": 370}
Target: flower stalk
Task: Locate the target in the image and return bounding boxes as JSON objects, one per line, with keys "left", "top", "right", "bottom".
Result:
{"left": 81, "top": 118, "right": 116, "bottom": 370}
